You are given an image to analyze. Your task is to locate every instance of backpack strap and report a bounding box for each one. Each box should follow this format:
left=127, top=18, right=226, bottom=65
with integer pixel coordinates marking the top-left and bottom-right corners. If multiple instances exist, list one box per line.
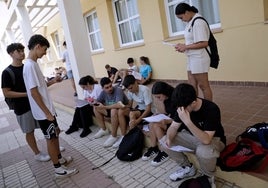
left=92, top=154, right=116, bottom=170
left=191, top=16, right=212, bottom=57
left=5, top=67, right=16, bottom=86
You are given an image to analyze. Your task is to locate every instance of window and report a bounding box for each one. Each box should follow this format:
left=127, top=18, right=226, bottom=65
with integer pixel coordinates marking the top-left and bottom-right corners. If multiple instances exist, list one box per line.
left=52, top=31, right=61, bottom=58
left=165, top=0, right=221, bottom=37
left=113, top=0, right=143, bottom=46
left=85, top=11, right=103, bottom=52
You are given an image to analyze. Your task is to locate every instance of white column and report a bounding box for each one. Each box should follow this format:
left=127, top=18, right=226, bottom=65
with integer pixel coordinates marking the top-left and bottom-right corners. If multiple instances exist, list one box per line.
left=5, top=29, right=16, bottom=43
left=15, top=5, right=33, bottom=46
left=57, top=0, right=95, bottom=97
left=0, top=40, right=11, bottom=70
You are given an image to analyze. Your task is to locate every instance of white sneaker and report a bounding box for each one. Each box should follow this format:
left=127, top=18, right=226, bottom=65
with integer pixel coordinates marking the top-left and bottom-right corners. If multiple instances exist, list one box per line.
left=112, top=136, right=124, bottom=148
left=59, top=146, right=65, bottom=152
left=59, top=156, right=73, bottom=165
left=169, top=163, right=196, bottom=181
left=55, top=165, right=79, bottom=178
left=103, top=136, right=118, bottom=147
left=93, top=129, right=109, bottom=139
left=34, top=152, right=50, bottom=162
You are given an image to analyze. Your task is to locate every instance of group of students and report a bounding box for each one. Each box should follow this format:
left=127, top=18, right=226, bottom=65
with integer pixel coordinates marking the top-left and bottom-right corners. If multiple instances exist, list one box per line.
left=63, top=70, right=226, bottom=187
left=105, top=56, right=153, bottom=87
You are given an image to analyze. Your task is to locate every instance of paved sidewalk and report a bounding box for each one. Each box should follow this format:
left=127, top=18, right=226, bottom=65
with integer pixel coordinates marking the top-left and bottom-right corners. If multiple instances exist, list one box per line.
left=0, top=93, right=241, bottom=188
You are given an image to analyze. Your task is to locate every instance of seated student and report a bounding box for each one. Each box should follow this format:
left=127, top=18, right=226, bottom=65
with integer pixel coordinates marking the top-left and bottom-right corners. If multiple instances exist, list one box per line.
left=105, top=64, right=120, bottom=84
left=113, top=57, right=139, bottom=86
left=122, top=75, right=153, bottom=129
left=142, top=81, right=177, bottom=166
left=137, top=56, right=152, bottom=85
left=160, top=83, right=226, bottom=186
left=65, top=75, right=102, bottom=138
left=93, top=77, right=130, bottom=148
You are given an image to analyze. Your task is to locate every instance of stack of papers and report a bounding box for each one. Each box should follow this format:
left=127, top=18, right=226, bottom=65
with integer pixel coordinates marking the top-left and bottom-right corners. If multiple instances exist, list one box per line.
left=142, top=114, right=171, bottom=123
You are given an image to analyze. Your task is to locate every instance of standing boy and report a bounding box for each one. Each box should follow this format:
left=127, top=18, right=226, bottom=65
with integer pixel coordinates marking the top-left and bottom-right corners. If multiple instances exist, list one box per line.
left=23, top=34, right=78, bottom=178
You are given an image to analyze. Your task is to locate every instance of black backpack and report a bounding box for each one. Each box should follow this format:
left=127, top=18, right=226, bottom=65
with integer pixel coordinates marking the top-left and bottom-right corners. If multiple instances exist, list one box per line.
left=191, top=17, right=220, bottom=69
left=116, top=126, right=144, bottom=161
left=4, top=67, right=15, bottom=110
left=179, top=175, right=211, bottom=188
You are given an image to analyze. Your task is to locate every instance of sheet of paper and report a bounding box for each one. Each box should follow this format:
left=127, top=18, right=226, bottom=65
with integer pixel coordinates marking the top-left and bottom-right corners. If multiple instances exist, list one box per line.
left=142, top=124, right=149, bottom=132
left=159, top=139, right=193, bottom=152
left=143, top=114, right=171, bottom=123
left=132, top=71, right=142, bottom=80
left=162, top=41, right=176, bottom=46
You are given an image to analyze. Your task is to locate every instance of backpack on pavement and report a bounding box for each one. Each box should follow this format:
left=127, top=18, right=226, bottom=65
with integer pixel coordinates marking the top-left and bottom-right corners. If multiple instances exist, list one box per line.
left=179, top=175, right=211, bottom=188
left=237, top=122, right=268, bottom=149
left=116, top=126, right=144, bottom=161
left=191, top=17, right=220, bottom=69
left=217, top=138, right=268, bottom=172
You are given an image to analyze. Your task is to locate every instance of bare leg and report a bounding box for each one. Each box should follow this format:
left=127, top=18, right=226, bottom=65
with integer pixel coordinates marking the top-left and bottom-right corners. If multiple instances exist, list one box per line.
left=70, top=78, right=77, bottom=93
left=194, top=73, right=213, bottom=101
left=47, top=138, right=60, bottom=164
left=110, top=109, right=119, bottom=137
left=187, top=71, right=198, bottom=96
left=25, top=131, right=40, bottom=155
left=118, top=108, right=130, bottom=136
left=93, top=108, right=107, bottom=130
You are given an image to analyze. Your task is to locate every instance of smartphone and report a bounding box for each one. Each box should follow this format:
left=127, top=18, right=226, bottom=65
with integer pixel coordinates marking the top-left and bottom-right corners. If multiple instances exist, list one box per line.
left=93, top=103, right=100, bottom=106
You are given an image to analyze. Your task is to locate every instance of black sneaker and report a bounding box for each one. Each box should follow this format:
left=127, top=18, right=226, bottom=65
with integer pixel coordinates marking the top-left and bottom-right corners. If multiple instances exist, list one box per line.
left=65, top=126, right=78, bottom=135
left=151, top=151, right=169, bottom=166
left=142, top=147, right=159, bottom=161
left=80, top=129, right=92, bottom=138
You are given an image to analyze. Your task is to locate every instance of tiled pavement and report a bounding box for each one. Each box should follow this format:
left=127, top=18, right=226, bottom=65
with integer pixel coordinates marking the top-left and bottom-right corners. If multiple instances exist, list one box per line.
left=0, top=79, right=268, bottom=187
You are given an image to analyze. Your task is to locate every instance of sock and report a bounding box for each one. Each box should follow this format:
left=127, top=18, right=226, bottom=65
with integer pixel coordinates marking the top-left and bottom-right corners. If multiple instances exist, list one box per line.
left=54, top=162, right=61, bottom=168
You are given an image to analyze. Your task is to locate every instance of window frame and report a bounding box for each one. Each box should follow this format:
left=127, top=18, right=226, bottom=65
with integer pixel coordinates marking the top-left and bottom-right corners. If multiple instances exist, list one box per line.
left=165, top=0, right=221, bottom=37
left=84, top=10, right=104, bottom=53
left=112, top=0, right=144, bottom=47
left=52, top=31, right=62, bottom=59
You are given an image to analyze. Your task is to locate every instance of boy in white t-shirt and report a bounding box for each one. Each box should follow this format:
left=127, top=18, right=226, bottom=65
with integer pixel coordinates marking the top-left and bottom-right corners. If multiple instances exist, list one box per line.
left=23, top=34, right=78, bottom=179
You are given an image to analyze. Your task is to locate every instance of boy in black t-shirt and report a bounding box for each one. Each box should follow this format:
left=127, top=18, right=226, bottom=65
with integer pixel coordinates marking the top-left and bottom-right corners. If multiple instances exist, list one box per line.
left=160, top=83, right=226, bottom=186
left=1, top=43, right=51, bottom=162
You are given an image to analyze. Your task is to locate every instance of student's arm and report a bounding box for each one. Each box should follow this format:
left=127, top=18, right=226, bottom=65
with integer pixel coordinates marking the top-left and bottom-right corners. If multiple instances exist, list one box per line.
left=166, top=121, right=180, bottom=147
left=135, top=103, right=152, bottom=125
left=2, top=88, right=27, bottom=98
left=177, top=107, right=215, bottom=144
left=46, top=76, right=62, bottom=87
left=30, top=87, right=54, bottom=121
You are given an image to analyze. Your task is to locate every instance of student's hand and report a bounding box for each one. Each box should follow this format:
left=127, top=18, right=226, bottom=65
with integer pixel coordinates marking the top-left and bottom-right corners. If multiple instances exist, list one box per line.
left=166, top=138, right=172, bottom=148
left=54, top=75, right=63, bottom=82
left=175, top=43, right=186, bottom=53
left=46, top=113, right=55, bottom=121
left=177, top=107, right=191, bottom=125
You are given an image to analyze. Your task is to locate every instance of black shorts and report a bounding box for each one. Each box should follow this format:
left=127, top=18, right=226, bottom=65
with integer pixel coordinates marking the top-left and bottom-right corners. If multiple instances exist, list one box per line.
left=38, top=118, right=59, bottom=139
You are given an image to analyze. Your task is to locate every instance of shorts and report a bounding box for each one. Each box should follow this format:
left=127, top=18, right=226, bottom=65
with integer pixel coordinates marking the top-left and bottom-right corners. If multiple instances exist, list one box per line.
left=38, top=118, right=59, bottom=139
left=67, top=70, right=74, bottom=79
left=187, top=53, right=210, bottom=74
left=16, top=110, right=40, bottom=133
left=105, top=109, right=111, bottom=117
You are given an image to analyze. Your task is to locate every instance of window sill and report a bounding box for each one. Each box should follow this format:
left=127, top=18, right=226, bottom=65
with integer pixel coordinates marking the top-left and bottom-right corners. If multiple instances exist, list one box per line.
left=115, top=43, right=145, bottom=51
left=91, top=49, right=105, bottom=55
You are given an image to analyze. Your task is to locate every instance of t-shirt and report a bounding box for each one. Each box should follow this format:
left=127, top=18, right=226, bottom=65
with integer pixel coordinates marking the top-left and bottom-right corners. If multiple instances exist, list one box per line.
left=127, top=85, right=152, bottom=110
left=184, top=13, right=210, bottom=56
left=1, top=65, right=31, bottom=115
left=107, top=67, right=118, bottom=78
left=173, top=98, right=226, bottom=144
left=97, top=86, right=128, bottom=106
left=62, top=50, right=72, bottom=71
left=76, top=84, right=103, bottom=108
left=139, top=64, right=152, bottom=79
left=23, top=59, right=56, bottom=120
